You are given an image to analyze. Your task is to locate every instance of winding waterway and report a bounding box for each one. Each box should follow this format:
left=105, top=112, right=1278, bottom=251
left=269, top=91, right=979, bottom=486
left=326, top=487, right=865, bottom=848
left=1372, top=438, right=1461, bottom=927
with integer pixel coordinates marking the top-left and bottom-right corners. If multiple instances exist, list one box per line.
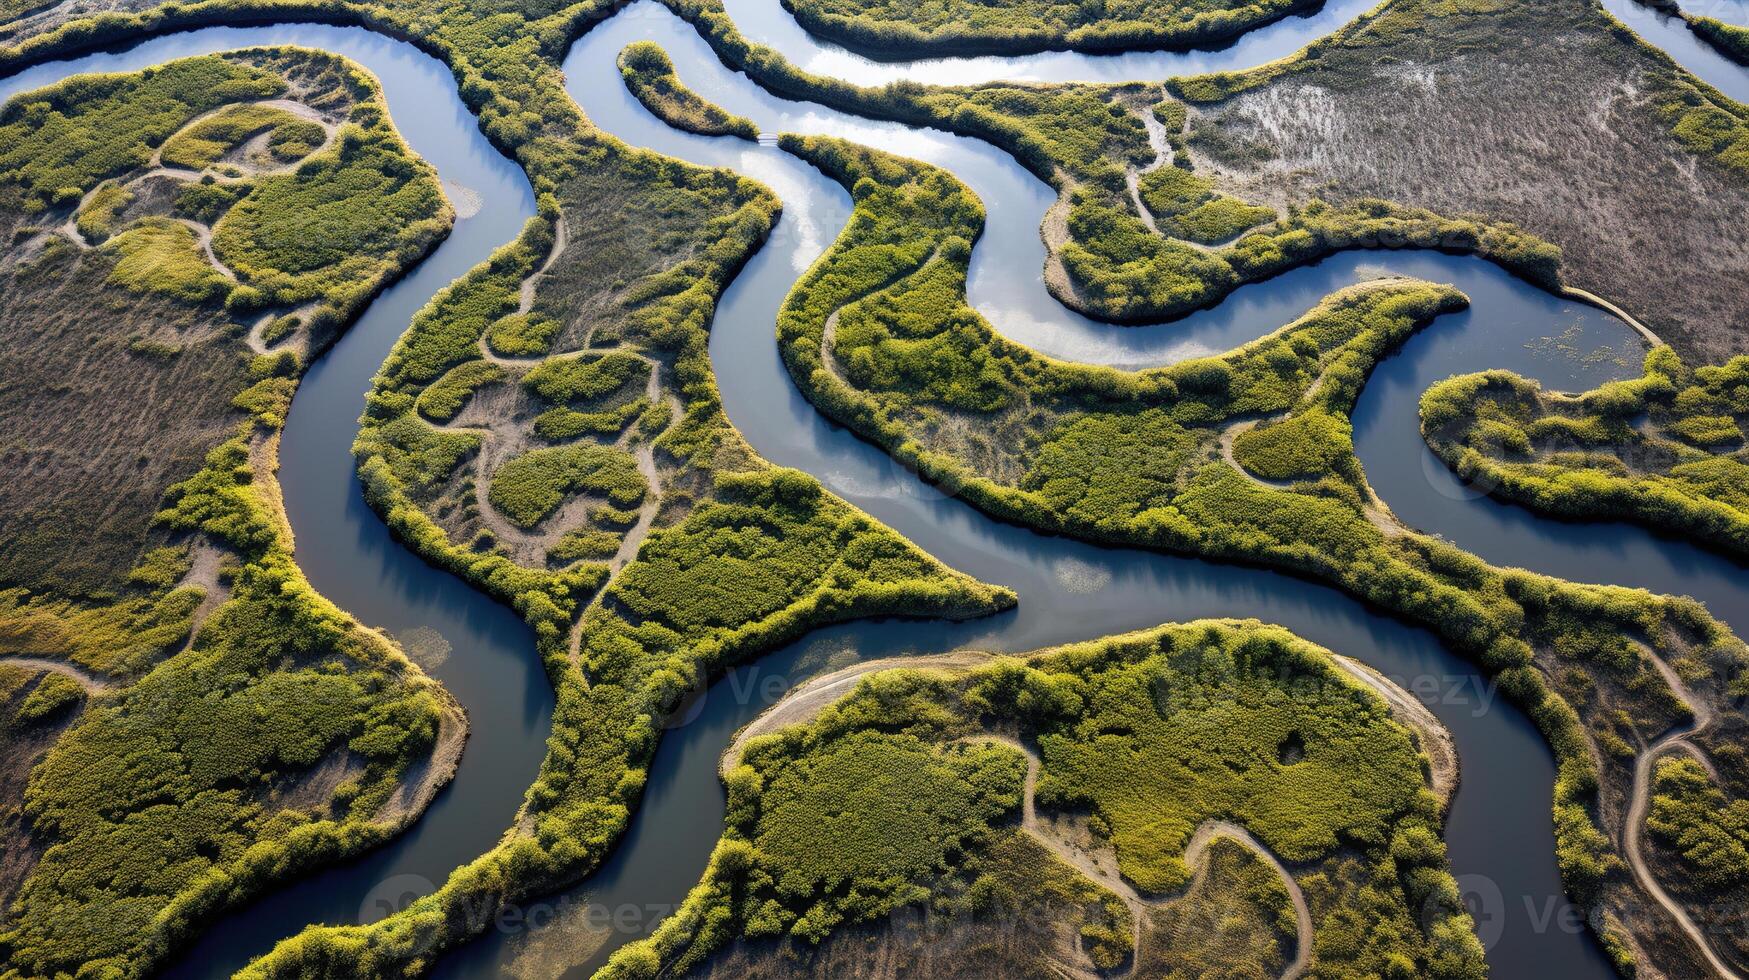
left=2, top=0, right=1746, bottom=976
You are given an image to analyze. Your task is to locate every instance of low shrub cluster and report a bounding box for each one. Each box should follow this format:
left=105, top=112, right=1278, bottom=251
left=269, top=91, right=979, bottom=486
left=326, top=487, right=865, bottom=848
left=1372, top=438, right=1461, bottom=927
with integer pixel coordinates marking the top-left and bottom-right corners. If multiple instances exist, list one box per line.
left=617, top=41, right=758, bottom=140
left=159, top=102, right=324, bottom=170
left=781, top=0, right=1312, bottom=57
left=1421, top=347, right=1749, bottom=560
left=600, top=620, right=1481, bottom=978
left=774, top=135, right=1749, bottom=974
left=0, top=50, right=460, bottom=977
left=1689, top=15, right=1749, bottom=65
left=1137, top=164, right=1276, bottom=244
left=487, top=443, right=646, bottom=528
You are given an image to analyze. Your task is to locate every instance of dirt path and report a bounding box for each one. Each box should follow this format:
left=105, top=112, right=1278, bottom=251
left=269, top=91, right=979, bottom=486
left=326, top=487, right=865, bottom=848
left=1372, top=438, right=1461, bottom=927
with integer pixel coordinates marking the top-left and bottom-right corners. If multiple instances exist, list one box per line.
left=975, top=731, right=1312, bottom=980
left=722, top=652, right=1337, bottom=978
left=718, top=652, right=993, bottom=776
left=0, top=656, right=112, bottom=694
left=1622, top=649, right=1741, bottom=979
left=1331, top=654, right=1458, bottom=805
left=375, top=698, right=468, bottom=825
left=176, top=218, right=237, bottom=281
left=518, top=216, right=567, bottom=318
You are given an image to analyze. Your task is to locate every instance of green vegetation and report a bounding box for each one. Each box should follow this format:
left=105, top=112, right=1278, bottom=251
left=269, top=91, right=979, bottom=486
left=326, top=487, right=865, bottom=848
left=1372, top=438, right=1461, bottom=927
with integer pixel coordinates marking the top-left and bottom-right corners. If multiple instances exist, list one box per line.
left=1648, top=756, right=1749, bottom=891
left=775, top=135, right=1749, bottom=975
left=485, top=312, right=560, bottom=357
left=1137, top=836, right=1296, bottom=978
left=72, top=181, right=130, bottom=242
left=211, top=119, right=450, bottom=310
left=9, top=672, right=84, bottom=727
left=103, top=216, right=234, bottom=302
left=1422, top=348, right=1749, bottom=560
left=1690, top=16, right=1749, bottom=65
left=618, top=41, right=758, bottom=140
left=487, top=444, right=645, bottom=528
left=415, top=360, right=503, bottom=422
left=1232, top=411, right=1353, bottom=483
left=781, top=0, right=1313, bottom=56
left=159, top=102, right=325, bottom=170
left=1137, top=164, right=1276, bottom=244
left=0, top=49, right=459, bottom=977
left=1645, top=756, right=1749, bottom=967
left=602, top=621, right=1480, bottom=978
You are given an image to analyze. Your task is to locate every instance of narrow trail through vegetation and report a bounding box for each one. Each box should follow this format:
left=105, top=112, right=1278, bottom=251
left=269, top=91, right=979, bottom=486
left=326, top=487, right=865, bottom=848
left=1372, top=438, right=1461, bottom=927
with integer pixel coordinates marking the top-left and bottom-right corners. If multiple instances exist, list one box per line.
left=0, top=656, right=113, bottom=693
left=720, top=645, right=1466, bottom=979
left=1623, top=647, right=1741, bottom=980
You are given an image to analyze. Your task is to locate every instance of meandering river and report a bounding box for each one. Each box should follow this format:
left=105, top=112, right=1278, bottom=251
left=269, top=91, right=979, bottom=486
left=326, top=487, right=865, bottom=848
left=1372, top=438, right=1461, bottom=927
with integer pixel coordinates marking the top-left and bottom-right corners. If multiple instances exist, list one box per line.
left=2, top=0, right=1745, bottom=976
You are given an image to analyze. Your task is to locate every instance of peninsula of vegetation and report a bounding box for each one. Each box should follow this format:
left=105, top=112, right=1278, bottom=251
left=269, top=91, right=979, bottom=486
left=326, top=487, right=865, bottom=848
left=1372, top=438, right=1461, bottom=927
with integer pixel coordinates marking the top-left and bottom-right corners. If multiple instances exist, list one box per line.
left=0, top=48, right=457, bottom=977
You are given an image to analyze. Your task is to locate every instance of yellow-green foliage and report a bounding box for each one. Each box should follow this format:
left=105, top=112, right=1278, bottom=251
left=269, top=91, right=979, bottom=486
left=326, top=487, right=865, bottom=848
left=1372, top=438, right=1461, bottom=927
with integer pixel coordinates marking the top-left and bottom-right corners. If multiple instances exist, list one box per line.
left=0, top=55, right=280, bottom=209
left=1138, top=165, right=1276, bottom=244
left=1138, top=837, right=1295, bottom=978
left=159, top=102, right=325, bottom=170
left=1422, top=349, right=1749, bottom=559
left=102, top=217, right=233, bottom=304
left=619, top=41, right=758, bottom=140
left=485, top=312, right=559, bottom=357
left=10, top=672, right=85, bottom=726
left=522, top=350, right=649, bottom=405
left=416, top=360, right=504, bottom=422
left=1647, top=756, right=1749, bottom=890
left=1233, top=410, right=1354, bottom=483
left=1690, top=15, right=1749, bottom=66
left=602, top=621, right=1481, bottom=979
left=73, top=182, right=132, bottom=242
left=488, top=444, right=646, bottom=528
left=212, top=119, right=450, bottom=309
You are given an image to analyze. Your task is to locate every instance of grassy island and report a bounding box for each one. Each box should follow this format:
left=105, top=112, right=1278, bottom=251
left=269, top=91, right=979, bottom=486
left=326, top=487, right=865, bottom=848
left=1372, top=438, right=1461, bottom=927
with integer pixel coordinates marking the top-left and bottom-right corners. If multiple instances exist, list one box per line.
left=1422, top=348, right=1749, bottom=560
left=1689, top=15, right=1749, bottom=65
left=773, top=133, right=1749, bottom=978
left=0, top=49, right=457, bottom=977
left=619, top=41, right=758, bottom=140
left=779, top=0, right=1315, bottom=58
left=601, top=621, right=1479, bottom=979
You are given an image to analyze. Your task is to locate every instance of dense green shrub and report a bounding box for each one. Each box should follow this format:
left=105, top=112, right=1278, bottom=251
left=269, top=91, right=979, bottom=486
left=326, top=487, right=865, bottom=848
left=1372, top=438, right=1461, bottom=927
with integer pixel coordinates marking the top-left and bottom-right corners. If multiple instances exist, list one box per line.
left=1690, top=16, right=1749, bottom=66
left=1421, top=349, right=1749, bottom=559
left=602, top=621, right=1481, bottom=978
left=1647, top=756, right=1749, bottom=890
left=487, top=444, right=646, bottom=528
left=415, top=360, right=504, bottom=422
left=159, top=102, right=325, bottom=170
left=484, top=311, right=559, bottom=356
left=618, top=41, right=758, bottom=140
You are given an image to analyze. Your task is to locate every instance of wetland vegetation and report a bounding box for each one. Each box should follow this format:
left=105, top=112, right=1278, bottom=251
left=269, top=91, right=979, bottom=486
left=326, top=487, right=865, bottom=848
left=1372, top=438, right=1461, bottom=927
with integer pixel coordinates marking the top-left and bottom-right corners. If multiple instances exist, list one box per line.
left=0, top=47, right=459, bottom=977
left=600, top=621, right=1479, bottom=979
left=1423, top=348, right=1749, bottom=560
left=3, top=0, right=1749, bottom=970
